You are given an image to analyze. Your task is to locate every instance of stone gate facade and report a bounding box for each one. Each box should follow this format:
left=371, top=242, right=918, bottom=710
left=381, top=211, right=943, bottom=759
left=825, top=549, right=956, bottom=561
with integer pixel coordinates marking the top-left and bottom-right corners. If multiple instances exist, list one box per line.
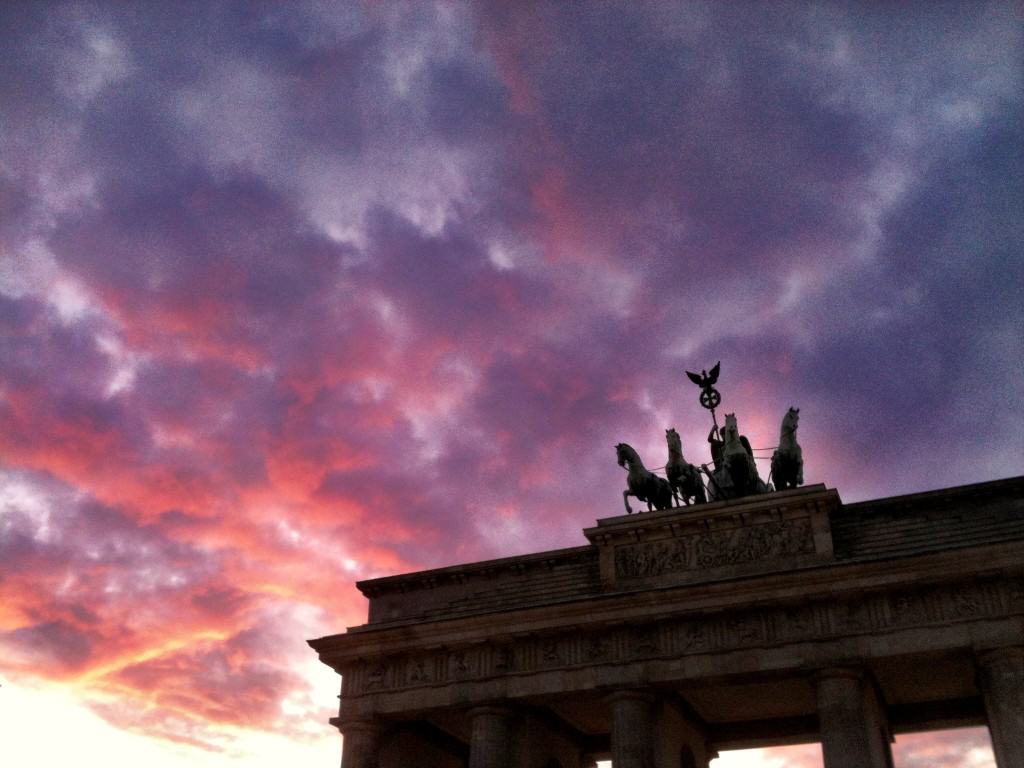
left=309, top=477, right=1024, bottom=768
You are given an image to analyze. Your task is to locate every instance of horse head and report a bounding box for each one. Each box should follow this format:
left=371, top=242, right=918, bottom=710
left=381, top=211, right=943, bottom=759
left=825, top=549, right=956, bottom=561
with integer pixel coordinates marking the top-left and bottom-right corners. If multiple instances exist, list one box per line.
left=665, top=428, right=681, bottom=453
left=615, top=443, right=633, bottom=468
left=781, top=406, right=800, bottom=435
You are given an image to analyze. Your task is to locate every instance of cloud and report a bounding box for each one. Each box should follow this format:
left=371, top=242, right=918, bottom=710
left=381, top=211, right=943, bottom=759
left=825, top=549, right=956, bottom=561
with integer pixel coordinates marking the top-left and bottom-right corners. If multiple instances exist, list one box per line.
left=108, top=628, right=300, bottom=727
left=0, top=1, right=1019, bottom=761
left=1, top=620, right=96, bottom=671
left=894, top=728, right=995, bottom=768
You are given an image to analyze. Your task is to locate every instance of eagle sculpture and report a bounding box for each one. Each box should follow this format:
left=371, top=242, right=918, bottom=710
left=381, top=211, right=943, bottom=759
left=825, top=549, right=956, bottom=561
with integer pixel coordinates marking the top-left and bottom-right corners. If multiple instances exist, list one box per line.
left=685, top=361, right=720, bottom=390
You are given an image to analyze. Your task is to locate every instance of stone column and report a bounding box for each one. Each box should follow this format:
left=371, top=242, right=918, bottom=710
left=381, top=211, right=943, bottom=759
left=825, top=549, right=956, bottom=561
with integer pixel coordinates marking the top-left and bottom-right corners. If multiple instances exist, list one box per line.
left=468, top=705, right=516, bottom=768
left=340, top=720, right=384, bottom=768
left=977, top=647, right=1024, bottom=768
left=608, top=690, right=657, bottom=768
left=815, top=668, right=892, bottom=768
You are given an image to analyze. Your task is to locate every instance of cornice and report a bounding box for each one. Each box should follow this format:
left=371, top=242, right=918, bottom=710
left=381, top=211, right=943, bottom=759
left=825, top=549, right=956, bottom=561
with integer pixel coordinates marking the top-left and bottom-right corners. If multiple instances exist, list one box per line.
left=309, top=539, right=1024, bottom=663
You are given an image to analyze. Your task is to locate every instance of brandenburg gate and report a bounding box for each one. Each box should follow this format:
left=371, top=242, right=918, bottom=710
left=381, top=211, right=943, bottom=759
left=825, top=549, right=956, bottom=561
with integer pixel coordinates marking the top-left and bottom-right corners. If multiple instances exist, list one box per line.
left=310, top=476, right=1024, bottom=767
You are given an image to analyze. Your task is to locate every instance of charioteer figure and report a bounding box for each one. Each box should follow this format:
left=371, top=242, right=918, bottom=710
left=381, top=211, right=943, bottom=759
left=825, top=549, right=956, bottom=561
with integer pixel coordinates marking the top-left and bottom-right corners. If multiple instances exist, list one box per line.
left=708, top=425, right=724, bottom=471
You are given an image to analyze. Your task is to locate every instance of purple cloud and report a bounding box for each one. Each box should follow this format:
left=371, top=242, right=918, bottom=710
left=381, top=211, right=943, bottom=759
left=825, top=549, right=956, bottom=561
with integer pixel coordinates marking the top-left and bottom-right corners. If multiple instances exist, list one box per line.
left=0, top=2, right=1018, bottom=763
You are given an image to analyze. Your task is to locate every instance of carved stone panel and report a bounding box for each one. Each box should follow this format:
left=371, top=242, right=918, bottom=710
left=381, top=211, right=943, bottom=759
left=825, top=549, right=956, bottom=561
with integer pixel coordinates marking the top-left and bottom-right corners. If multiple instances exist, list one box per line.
left=586, top=486, right=838, bottom=587
left=614, top=518, right=814, bottom=580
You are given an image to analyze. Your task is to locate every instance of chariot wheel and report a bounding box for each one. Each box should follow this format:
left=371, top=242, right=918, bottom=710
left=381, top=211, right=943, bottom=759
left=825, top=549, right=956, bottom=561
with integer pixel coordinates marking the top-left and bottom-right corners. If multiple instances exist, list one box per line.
left=700, top=388, right=721, bottom=410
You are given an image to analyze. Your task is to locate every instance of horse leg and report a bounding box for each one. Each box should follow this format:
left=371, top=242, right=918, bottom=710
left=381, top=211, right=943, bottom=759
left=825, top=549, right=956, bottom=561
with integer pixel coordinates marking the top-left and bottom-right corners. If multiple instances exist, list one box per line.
left=694, top=479, right=707, bottom=504
left=645, top=484, right=658, bottom=511
left=623, top=489, right=634, bottom=515
left=656, top=480, right=673, bottom=511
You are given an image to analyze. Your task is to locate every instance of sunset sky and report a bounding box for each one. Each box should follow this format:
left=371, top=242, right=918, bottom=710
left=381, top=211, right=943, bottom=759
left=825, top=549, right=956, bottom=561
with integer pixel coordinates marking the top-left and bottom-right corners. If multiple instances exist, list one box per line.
left=1, top=2, right=1021, bottom=766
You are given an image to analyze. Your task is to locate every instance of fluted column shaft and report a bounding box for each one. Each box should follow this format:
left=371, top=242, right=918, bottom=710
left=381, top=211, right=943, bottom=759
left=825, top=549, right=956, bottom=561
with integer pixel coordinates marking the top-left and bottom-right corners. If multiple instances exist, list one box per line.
left=978, top=647, right=1024, bottom=768
left=608, top=690, right=657, bottom=768
left=468, top=705, right=516, bottom=768
left=340, top=720, right=383, bottom=768
left=815, top=668, right=892, bottom=768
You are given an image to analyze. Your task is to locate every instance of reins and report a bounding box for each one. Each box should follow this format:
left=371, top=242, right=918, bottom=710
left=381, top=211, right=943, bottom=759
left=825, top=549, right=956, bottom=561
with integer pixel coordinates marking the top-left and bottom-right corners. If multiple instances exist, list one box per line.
left=636, top=445, right=782, bottom=478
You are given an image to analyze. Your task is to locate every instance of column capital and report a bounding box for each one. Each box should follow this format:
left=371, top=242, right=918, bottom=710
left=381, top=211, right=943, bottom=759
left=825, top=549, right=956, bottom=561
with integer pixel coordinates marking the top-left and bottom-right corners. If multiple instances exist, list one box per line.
left=813, top=666, right=867, bottom=683
left=331, top=717, right=385, bottom=735
left=468, top=708, right=520, bottom=724
left=467, top=704, right=517, bottom=718
left=605, top=688, right=658, bottom=705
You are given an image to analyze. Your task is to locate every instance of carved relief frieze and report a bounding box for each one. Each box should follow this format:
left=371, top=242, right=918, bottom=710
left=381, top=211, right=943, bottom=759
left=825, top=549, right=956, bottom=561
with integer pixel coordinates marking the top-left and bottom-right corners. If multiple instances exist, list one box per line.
left=772, top=603, right=822, bottom=642
left=450, top=649, right=474, bottom=679
left=949, top=587, right=984, bottom=618
left=539, top=639, right=563, bottom=667
left=493, top=645, right=515, bottom=673
left=583, top=634, right=610, bottom=661
left=340, top=574, right=1024, bottom=698
left=675, top=620, right=714, bottom=654
left=365, top=663, right=387, bottom=690
left=613, top=518, right=815, bottom=580
left=1008, top=577, right=1024, bottom=609
left=727, top=613, right=765, bottom=644
left=630, top=625, right=659, bottom=657
left=407, top=658, right=430, bottom=684
left=889, top=592, right=928, bottom=626
left=829, top=598, right=874, bottom=634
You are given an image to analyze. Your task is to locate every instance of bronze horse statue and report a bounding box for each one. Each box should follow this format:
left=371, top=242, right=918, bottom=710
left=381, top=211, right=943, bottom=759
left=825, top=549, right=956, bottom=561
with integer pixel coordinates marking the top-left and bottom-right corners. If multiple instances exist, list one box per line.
left=615, top=443, right=673, bottom=514
left=665, top=428, right=707, bottom=506
left=705, top=413, right=770, bottom=500
left=771, top=407, right=803, bottom=490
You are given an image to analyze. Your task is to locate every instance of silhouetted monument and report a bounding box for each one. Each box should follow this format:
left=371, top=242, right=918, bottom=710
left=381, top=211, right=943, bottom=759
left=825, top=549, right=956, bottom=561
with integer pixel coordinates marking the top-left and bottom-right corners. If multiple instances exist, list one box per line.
left=310, top=476, right=1024, bottom=768
left=309, top=366, right=1024, bottom=767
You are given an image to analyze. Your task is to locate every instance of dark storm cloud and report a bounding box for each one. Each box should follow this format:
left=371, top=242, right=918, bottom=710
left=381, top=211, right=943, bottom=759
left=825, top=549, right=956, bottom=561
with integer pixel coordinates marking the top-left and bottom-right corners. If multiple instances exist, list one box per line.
left=51, top=170, right=349, bottom=347
left=477, top=2, right=878, bottom=268
left=1, top=620, right=95, bottom=671
left=787, top=110, right=1024, bottom=489
left=0, top=468, right=216, bottom=587
left=423, top=58, right=511, bottom=142
left=361, top=206, right=553, bottom=342
left=0, top=294, right=110, bottom=397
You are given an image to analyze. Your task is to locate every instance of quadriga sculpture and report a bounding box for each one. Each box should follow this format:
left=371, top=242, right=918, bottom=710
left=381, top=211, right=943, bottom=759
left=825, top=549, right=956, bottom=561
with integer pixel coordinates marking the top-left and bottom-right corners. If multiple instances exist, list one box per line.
left=771, top=407, right=803, bottom=490
left=615, top=443, right=673, bottom=514
left=665, top=428, right=707, bottom=506
left=722, top=413, right=760, bottom=494
left=705, top=413, right=770, bottom=501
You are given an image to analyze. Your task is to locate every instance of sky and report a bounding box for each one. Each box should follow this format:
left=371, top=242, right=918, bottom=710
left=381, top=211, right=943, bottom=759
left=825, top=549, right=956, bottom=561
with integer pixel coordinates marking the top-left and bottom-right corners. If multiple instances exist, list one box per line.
left=0, top=1, right=1021, bottom=766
